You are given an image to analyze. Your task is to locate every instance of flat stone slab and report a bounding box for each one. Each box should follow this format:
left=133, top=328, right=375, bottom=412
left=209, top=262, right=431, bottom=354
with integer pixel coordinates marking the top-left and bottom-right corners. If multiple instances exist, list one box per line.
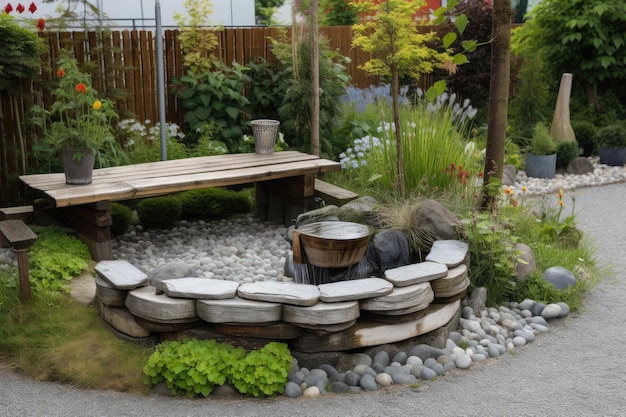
left=360, top=282, right=434, bottom=311
left=317, top=278, right=393, bottom=302
left=97, top=301, right=151, bottom=338
left=425, top=240, right=469, bottom=268
left=431, top=264, right=468, bottom=298
left=384, top=261, right=448, bottom=287
left=95, top=260, right=148, bottom=290
left=197, top=297, right=282, bottom=323
left=95, top=275, right=127, bottom=307
left=237, top=281, right=320, bottom=306
left=125, top=286, right=197, bottom=323
left=293, top=300, right=461, bottom=352
left=283, top=301, right=360, bottom=325
left=158, top=277, right=239, bottom=299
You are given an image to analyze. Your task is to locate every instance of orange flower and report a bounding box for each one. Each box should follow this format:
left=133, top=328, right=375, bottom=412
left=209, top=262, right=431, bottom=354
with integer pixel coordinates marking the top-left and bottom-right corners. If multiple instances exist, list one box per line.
left=558, top=200, right=564, bottom=207
left=92, top=100, right=102, bottom=110
left=558, top=188, right=564, bottom=199
left=57, top=68, right=65, bottom=77
left=75, top=83, right=87, bottom=93
left=504, top=188, right=513, bottom=195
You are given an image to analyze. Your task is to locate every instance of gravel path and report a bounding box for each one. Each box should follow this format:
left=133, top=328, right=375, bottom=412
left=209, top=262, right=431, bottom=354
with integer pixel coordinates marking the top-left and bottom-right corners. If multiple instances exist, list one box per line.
left=1, top=182, right=625, bottom=417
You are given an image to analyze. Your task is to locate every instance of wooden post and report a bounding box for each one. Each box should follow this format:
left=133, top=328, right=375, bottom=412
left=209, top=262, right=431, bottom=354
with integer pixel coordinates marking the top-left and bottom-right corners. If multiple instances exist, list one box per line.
left=551, top=73, right=576, bottom=142
left=15, top=248, right=31, bottom=303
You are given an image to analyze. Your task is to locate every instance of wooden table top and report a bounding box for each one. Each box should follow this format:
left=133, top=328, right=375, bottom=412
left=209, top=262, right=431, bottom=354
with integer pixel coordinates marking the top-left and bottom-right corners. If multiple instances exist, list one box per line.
left=20, top=151, right=340, bottom=208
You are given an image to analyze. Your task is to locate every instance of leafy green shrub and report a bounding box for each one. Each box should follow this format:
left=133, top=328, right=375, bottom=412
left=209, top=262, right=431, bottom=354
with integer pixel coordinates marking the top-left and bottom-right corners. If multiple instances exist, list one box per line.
left=143, top=339, right=246, bottom=397
left=173, top=61, right=251, bottom=151
left=273, top=36, right=351, bottom=157
left=143, top=339, right=291, bottom=398
left=556, top=140, right=580, bottom=169
left=28, top=227, right=91, bottom=292
left=595, top=124, right=626, bottom=148
left=110, top=202, right=134, bottom=236
left=229, top=342, right=292, bottom=398
left=136, top=196, right=182, bottom=229
left=571, top=121, right=597, bottom=156
left=529, top=123, right=557, bottom=155
left=456, top=212, right=521, bottom=306
left=246, top=58, right=288, bottom=122
left=180, top=188, right=253, bottom=220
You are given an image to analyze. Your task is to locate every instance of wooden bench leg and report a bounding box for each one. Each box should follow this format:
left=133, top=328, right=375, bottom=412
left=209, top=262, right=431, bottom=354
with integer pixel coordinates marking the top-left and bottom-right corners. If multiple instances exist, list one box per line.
left=15, top=248, right=31, bottom=303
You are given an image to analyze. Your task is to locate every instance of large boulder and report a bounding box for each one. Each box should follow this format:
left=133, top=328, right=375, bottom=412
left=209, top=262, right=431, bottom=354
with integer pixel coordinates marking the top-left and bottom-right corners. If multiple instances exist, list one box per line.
left=365, top=229, right=410, bottom=272
left=412, top=200, right=459, bottom=242
left=502, top=164, right=517, bottom=186
left=542, top=266, right=577, bottom=289
left=148, top=262, right=201, bottom=293
left=566, top=157, right=594, bottom=175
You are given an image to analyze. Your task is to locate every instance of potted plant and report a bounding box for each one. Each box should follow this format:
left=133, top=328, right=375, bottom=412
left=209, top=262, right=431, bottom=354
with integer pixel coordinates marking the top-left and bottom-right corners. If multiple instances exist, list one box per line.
left=596, top=124, right=626, bottom=167
left=40, top=54, right=118, bottom=184
left=525, top=123, right=557, bottom=179
left=572, top=121, right=597, bottom=157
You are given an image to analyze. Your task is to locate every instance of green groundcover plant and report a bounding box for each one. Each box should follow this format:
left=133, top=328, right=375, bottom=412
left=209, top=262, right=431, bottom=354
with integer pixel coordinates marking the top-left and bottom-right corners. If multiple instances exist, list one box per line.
left=143, top=339, right=292, bottom=398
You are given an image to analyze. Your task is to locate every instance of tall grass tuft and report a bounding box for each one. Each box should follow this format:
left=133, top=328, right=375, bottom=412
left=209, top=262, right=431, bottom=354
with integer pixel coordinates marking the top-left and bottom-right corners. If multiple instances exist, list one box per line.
left=0, top=284, right=150, bottom=392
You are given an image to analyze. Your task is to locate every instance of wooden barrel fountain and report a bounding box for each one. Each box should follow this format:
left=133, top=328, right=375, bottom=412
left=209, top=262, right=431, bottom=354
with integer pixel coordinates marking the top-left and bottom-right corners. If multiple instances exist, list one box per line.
left=292, top=221, right=373, bottom=284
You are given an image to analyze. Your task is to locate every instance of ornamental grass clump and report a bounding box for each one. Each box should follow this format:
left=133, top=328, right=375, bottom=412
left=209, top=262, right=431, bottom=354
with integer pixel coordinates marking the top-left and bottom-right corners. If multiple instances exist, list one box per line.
left=338, top=91, right=478, bottom=198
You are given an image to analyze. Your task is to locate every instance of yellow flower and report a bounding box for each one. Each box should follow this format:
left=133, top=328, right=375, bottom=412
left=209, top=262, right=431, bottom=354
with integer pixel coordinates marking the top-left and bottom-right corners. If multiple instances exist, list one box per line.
left=558, top=200, right=564, bottom=207
left=93, top=100, right=102, bottom=110
left=558, top=188, right=564, bottom=199
left=521, top=186, right=527, bottom=193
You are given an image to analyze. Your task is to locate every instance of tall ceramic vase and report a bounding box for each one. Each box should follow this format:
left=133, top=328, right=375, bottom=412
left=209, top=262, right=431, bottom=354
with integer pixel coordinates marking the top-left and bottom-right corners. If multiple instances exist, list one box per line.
left=63, top=148, right=95, bottom=185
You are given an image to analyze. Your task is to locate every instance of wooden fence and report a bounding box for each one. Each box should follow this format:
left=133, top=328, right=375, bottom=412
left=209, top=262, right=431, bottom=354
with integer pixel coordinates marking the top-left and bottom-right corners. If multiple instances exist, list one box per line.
left=0, top=26, right=412, bottom=207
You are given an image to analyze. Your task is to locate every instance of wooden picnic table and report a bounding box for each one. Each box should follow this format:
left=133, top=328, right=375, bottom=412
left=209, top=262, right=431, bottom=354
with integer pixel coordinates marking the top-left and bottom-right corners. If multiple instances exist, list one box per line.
left=20, top=151, right=341, bottom=260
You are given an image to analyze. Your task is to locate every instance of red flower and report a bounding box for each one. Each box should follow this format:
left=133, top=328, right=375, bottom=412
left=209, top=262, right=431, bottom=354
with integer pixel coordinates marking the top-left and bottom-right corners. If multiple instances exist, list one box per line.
left=57, top=68, right=65, bottom=77
left=28, top=1, right=35, bottom=13
left=75, top=83, right=87, bottom=93
left=4, top=3, right=13, bottom=13
left=36, top=17, right=44, bottom=31
left=16, top=3, right=24, bottom=13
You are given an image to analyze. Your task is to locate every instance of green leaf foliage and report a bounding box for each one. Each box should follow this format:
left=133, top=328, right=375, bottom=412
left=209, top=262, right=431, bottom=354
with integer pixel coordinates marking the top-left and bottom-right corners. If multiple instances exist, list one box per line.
left=143, top=339, right=291, bottom=398
left=512, top=0, right=626, bottom=91
left=179, top=187, right=253, bottom=220
left=0, top=13, right=44, bottom=92
left=28, top=227, right=91, bottom=293
left=136, top=196, right=183, bottom=230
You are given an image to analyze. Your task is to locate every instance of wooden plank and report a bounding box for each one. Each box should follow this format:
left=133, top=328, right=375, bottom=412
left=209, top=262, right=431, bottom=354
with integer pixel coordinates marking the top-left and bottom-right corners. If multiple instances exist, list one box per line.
left=20, top=153, right=340, bottom=208
left=292, top=300, right=460, bottom=353
left=20, top=151, right=322, bottom=189
left=0, top=220, right=37, bottom=249
left=314, top=179, right=359, bottom=206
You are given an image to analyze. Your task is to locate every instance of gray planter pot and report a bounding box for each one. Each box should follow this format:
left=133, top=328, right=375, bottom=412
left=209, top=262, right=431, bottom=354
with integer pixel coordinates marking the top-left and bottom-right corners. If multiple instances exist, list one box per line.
left=525, top=153, right=557, bottom=179
left=599, top=147, right=626, bottom=167
left=63, top=149, right=95, bottom=185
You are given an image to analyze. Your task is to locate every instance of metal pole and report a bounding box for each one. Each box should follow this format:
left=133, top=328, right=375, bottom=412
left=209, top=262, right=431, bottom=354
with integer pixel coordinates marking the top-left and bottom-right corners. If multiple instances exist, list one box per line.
left=155, top=0, right=167, bottom=160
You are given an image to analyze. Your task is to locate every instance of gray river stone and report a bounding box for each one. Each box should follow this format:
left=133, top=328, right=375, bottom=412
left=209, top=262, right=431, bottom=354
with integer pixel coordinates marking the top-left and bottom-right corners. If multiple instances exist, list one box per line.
left=360, top=373, right=378, bottom=391
left=541, top=303, right=563, bottom=320
left=542, top=266, right=577, bottom=289
left=373, top=350, right=390, bottom=367
left=425, top=240, right=469, bottom=268
left=284, top=381, right=302, bottom=398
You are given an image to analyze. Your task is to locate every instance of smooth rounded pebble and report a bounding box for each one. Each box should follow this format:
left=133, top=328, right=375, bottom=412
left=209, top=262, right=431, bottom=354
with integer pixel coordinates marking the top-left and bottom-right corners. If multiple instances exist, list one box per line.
left=375, top=373, right=393, bottom=388
left=360, top=374, right=378, bottom=391
left=284, top=381, right=302, bottom=398
left=456, top=354, right=472, bottom=369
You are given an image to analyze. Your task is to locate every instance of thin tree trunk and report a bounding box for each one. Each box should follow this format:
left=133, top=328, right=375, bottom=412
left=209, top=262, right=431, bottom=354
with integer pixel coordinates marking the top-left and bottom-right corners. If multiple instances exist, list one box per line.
left=310, top=0, right=320, bottom=157
left=481, top=0, right=511, bottom=210
left=391, top=66, right=404, bottom=197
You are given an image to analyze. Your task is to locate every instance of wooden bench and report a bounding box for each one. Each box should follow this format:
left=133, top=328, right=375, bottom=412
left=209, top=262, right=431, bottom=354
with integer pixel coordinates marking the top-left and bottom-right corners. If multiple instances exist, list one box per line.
left=0, top=220, right=37, bottom=303
left=0, top=205, right=34, bottom=222
left=314, top=179, right=359, bottom=206
left=20, top=152, right=340, bottom=261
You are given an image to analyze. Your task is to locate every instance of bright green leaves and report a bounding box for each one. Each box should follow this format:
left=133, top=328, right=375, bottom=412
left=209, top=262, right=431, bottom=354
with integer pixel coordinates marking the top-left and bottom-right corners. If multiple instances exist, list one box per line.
left=443, top=32, right=457, bottom=49
left=143, top=339, right=292, bottom=398
left=455, top=13, right=469, bottom=35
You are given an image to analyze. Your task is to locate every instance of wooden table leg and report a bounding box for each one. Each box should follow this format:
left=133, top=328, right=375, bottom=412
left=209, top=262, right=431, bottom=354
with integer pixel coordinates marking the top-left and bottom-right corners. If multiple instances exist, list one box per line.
left=15, top=248, right=31, bottom=303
